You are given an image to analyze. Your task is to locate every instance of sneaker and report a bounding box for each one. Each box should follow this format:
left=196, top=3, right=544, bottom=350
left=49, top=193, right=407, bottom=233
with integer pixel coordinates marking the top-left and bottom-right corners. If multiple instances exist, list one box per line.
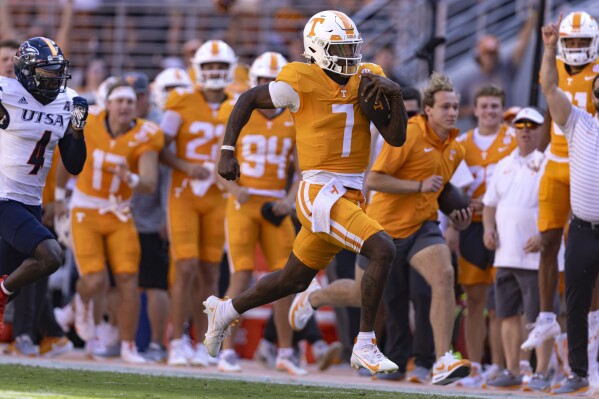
left=121, top=341, right=147, bottom=364
left=276, top=355, right=308, bottom=376
left=53, top=303, right=74, bottom=333
left=0, top=275, right=9, bottom=334
left=481, top=363, right=501, bottom=382
left=203, top=296, right=236, bottom=358
left=520, top=360, right=533, bottom=384
left=554, top=332, right=571, bottom=375
left=91, top=342, right=120, bottom=360
left=13, top=335, right=39, bottom=356
left=143, top=342, right=167, bottom=363
left=551, top=374, right=589, bottom=394
left=96, top=322, right=119, bottom=348
left=312, top=340, right=343, bottom=371
left=74, top=294, right=95, bottom=342
left=190, top=343, right=209, bottom=367
left=486, top=369, right=523, bottom=389
left=455, top=362, right=484, bottom=388
left=377, top=371, right=405, bottom=381
left=168, top=338, right=189, bottom=366
left=253, top=338, right=277, bottom=369
left=288, top=279, right=321, bottom=332
left=431, top=351, right=471, bottom=385
left=350, top=339, right=398, bottom=375
left=39, top=337, right=73, bottom=357
left=525, top=372, right=551, bottom=392
left=521, top=317, right=560, bottom=351
left=407, top=366, right=431, bottom=384
left=218, top=350, right=242, bottom=372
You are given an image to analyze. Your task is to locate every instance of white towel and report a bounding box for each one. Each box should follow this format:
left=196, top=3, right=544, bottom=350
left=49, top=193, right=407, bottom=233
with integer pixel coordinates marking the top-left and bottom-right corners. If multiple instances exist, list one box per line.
left=190, top=162, right=215, bottom=197
left=98, top=193, right=131, bottom=222
left=311, top=178, right=346, bottom=233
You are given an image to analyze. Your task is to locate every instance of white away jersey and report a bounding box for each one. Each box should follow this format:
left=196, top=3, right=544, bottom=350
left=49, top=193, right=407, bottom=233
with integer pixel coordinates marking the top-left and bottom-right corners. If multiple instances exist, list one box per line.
left=0, top=76, right=77, bottom=205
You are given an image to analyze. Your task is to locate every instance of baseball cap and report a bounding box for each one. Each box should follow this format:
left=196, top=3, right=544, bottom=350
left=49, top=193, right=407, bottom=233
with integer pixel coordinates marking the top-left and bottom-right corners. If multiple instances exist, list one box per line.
left=122, top=71, right=150, bottom=94
left=513, top=107, right=544, bottom=125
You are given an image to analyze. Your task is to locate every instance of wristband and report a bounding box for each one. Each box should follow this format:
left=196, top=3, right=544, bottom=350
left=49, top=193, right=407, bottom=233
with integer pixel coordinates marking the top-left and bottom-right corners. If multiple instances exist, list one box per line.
left=125, top=172, right=140, bottom=188
left=55, top=187, right=66, bottom=201
left=221, top=145, right=235, bottom=152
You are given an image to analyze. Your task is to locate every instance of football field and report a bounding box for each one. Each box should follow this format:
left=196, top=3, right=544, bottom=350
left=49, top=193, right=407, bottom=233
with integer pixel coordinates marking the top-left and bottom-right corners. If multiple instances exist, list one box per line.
left=0, top=352, right=560, bottom=399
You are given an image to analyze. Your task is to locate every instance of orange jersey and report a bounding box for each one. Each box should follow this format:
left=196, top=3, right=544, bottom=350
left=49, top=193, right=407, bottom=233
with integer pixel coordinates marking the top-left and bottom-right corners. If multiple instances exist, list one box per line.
left=42, top=150, right=61, bottom=204
left=74, top=109, right=164, bottom=202
left=165, top=87, right=232, bottom=187
left=457, top=125, right=516, bottom=220
left=276, top=62, right=383, bottom=174
left=220, top=100, right=295, bottom=191
left=549, top=58, right=599, bottom=158
left=367, top=115, right=464, bottom=239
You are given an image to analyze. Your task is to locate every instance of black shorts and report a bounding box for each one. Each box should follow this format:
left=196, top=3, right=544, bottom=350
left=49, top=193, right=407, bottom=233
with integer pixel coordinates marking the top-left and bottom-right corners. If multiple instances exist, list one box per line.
left=357, top=221, right=445, bottom=270
left=0, top=200, right=55, bottom=275
left=138, top=233, right=169, bottom=290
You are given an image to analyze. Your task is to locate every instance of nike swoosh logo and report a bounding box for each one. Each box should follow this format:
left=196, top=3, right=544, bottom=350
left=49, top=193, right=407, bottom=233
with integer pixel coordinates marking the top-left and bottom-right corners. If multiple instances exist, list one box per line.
left=284, top=121, right=294, bottom=126
left=585, top=76, right=596, bottom=81
left=354, top=353, right=380, bottom=372
left=435, top=364, right=445, bottom=372
left=497, top=146, right=509, bottom=152
left=424, top=147, right=434, bottom=153
left=448, top=361, right=468, bottom=372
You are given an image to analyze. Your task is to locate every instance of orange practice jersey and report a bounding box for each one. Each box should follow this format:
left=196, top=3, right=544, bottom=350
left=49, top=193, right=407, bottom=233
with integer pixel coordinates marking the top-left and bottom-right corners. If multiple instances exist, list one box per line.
left=74, top=109, right=164, bottom=202
left=165, top=87, right=232, bottom=187
left=549, top=58, right=599, bottom=158
left=276, top=62, right=384, bottom=174
left=220, top=100, right=295, bottom=191
left=368, top=115, right=464, bottom=239
left=457, top=125, right=516, bottom=221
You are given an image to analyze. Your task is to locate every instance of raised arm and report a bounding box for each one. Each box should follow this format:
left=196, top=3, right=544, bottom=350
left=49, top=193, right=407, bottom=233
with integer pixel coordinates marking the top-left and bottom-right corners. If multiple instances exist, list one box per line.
left=540, top=15, right=572, bottom=126
left=218, top=84, right=276, bottom=181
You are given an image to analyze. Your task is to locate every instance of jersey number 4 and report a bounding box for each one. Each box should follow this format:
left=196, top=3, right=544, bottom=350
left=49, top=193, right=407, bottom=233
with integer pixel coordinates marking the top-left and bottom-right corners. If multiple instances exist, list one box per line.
left=27, top=130, right=52, bottom=175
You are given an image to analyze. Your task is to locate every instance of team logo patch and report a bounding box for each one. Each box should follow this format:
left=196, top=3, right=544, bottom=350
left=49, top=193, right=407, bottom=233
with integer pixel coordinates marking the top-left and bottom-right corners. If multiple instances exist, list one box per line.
left=18, top=97, right=28, bottom=104
left=359, top=68, right=372, bottom=77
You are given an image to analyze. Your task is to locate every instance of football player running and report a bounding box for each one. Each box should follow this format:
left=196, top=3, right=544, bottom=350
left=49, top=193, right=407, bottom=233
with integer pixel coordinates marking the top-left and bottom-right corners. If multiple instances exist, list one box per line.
left=0, top=37, right=88, bottom=332
left=210, top=10, right=408, bottom=375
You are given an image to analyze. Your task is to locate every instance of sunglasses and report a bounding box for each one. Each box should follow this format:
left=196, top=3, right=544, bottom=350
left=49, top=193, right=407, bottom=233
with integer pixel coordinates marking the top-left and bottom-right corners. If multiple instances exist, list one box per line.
left=594, top=89, right=599, bottom=98
left=514, top=121, right=540, bottom=129
left=407, top=110, right=419, bottom=118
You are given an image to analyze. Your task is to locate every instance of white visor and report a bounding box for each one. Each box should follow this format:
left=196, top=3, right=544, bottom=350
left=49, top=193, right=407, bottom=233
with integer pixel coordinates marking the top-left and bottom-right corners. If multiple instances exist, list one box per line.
left=107, top=86, right=137, bottom=102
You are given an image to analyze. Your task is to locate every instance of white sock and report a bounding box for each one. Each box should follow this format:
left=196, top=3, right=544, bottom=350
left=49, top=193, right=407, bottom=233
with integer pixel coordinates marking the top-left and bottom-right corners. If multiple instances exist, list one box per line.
left=277, top=347, right=293, bottom=358
left=589, top=310, right=599, bottom=327
left=356, top=331, right=376, bottom=347
left=538, top=312, right=556, bottom=324
left=121, top=340, right=134, bottom=351
left=222, top=299, right=240, bottom=323
left=1, top=281, right=13, bottom=296
left=221, top=348, right=235, bottom=357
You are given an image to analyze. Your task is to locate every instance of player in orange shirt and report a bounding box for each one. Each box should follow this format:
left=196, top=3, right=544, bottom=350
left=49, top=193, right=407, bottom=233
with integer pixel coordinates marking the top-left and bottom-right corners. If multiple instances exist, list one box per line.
left=209, top=10, right=408, bottom=375
left=522, top=11, right=599, bottom=351
left=159, top=40, right=235, bottom=367
left=216, top=51, right=304, bottom=374
left=58, top=80, right=164, bottom=364
left=449, top=85, right=515, bottom=386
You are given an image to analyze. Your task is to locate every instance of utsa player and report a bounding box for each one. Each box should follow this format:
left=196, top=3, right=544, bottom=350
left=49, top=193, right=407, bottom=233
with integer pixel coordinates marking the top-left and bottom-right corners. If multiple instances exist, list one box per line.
left=159, top=40, right=235, bottom=367
left=59, top=80, right=163, bottom=364
left=216, top=52, right=303, bottom=375
left=210, top=10, right=408, bottom=374
left=522, top=11, right=599, bottom=351
left=0, top=37, right=88, bottom=332
left=450, top=84, right=515, bottom=386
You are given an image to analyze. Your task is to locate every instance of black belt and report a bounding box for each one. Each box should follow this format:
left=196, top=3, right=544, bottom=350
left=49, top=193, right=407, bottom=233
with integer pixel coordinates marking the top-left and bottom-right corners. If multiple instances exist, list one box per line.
left=571, top=215, right=599, bottom=231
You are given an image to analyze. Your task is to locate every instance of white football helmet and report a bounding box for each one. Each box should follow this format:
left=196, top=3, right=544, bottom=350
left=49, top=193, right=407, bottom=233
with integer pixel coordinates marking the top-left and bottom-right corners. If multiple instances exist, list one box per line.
left=192, top=40, right=237, bottom=89
left=302, top=10, right=363, bottom=76
left=557, top=11, right=599, bottom=66
left=95, top=76, right=119, bottom=109
left=152, top=68, right=192, bottom=110
left=249, top=52, right=288, bottom=87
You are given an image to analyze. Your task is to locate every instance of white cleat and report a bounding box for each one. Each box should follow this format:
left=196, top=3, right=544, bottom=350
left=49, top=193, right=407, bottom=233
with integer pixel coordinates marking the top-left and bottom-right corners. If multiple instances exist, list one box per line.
left=167, top=339, right=189, bottom=366
left=288, top=278, right=321, bottom=332
left=350, top=339, right=398, bottom=375
left=276, top=356, right=308, bottom=376
left=203, top=296, right=235, bottom=358
left=431, top=351, right=471, bottom=385
left=218, top=350, right=242, bottom=372
left=190, top=343, right=210, bottom=367
left=521, top=317, right=560, bottom=351
left=121, top=342, right=147, bottom=364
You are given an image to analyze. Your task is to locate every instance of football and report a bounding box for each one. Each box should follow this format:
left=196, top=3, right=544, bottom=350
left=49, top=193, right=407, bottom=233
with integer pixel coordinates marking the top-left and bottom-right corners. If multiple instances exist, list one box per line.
left=437, top=183, right=470, bottom=215
left=358, top=74, right=391, bottom=127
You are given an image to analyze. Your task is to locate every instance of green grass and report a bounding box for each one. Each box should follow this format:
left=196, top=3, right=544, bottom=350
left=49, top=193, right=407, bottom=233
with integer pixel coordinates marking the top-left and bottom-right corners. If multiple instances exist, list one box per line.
left=0, top=365, right=456, bottom=399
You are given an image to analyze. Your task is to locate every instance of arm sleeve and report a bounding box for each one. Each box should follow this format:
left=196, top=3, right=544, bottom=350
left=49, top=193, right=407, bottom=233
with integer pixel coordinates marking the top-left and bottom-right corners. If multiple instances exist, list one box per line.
left=59, top=131, right=87, bottom=175
left=160, top=110, right=182, bottom=138
left=268, top=81, right=300, bottom=113
left=371, top=134, right=412, bottom=176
